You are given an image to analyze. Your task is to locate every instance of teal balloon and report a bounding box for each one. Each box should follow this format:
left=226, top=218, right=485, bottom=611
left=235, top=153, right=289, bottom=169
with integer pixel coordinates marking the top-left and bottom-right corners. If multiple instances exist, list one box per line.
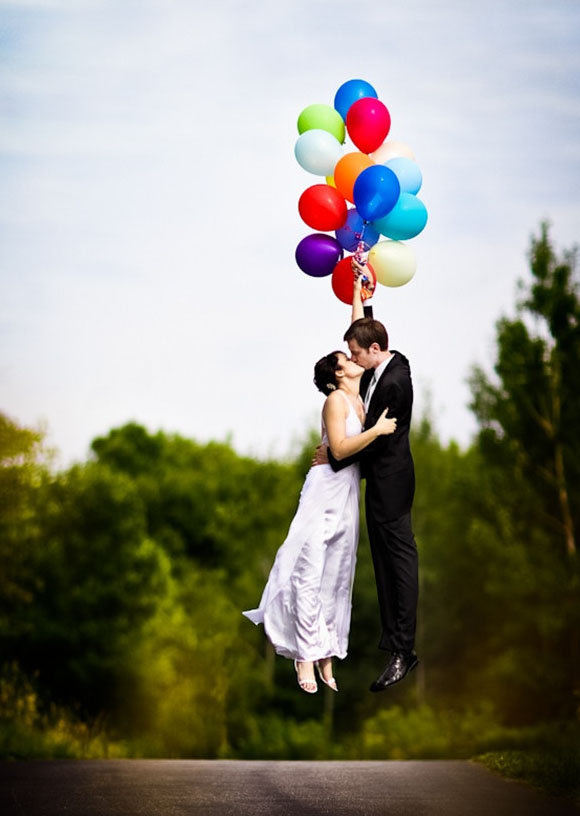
left=373, top=193, right=428, bottom=240
left=384, top=157, right=422, bottom=195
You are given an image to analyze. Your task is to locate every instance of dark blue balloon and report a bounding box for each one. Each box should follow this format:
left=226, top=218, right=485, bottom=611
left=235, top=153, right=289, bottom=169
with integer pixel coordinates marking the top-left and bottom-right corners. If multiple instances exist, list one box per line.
left=334, top=79, right=378, bottom=121
left=295, top=233, right=343, bottom=277
left=353, top=165, right=400, bottom=222
left=335, top=208, right=380, bottom=252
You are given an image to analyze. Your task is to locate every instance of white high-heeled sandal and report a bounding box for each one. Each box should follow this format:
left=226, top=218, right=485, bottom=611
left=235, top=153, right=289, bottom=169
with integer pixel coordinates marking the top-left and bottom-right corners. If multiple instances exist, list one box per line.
left=294, top=660, right=318, bottom=694
left=315, top=660, right=338, bottom=692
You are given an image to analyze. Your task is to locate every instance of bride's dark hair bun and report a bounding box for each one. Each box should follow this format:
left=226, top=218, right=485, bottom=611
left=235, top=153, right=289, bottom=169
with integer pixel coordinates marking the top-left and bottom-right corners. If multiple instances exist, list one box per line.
left=313, top=351, right=342, bottom=396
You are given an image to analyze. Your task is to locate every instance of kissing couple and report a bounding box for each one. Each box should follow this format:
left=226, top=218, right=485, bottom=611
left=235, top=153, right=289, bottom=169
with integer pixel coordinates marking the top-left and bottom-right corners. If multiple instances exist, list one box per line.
left=244, top=264, right=419, bottom=694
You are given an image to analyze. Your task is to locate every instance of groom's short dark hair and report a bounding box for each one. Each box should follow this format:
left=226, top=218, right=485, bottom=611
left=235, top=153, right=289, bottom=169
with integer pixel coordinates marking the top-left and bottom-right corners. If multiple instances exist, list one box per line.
left=344, top=318, right=388, bottom=351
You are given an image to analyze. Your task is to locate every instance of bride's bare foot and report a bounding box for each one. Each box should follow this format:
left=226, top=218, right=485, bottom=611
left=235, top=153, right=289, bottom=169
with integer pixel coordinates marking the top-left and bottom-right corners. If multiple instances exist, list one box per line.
left=294, top=660, right=317, bottom=694
left=316, top=658, right=338, bottom=692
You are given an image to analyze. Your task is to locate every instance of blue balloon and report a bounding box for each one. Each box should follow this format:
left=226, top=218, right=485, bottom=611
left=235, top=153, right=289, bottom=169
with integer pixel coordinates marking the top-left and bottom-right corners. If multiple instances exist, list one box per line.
left=353, top=165, right=400, bottom=222
left=335, top=208, right=380, bottom=252
left=384, top=157, right=423, bottom=195
left=373, top=193, right=428, bottom=240
left=334, top=79, right=378, bottom=121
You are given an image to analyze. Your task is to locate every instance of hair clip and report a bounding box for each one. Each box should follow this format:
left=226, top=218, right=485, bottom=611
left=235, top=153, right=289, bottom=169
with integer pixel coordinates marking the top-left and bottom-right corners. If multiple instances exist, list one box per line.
left=326, top=383, right=336, bottom=391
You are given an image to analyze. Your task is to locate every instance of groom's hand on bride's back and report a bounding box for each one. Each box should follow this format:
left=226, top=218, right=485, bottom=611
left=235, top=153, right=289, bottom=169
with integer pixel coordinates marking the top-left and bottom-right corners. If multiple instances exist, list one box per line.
left=312, top=443, right=329, bottom=467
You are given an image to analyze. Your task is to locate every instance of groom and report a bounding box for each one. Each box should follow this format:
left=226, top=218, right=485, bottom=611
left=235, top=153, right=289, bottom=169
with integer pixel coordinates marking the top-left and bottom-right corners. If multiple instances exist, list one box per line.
left=318, top=314, right=419, bottom=691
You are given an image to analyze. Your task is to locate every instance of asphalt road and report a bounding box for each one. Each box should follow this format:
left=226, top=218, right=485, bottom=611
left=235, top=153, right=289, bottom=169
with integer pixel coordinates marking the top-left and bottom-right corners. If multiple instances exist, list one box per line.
left=1, top=759, right=578, bottom=816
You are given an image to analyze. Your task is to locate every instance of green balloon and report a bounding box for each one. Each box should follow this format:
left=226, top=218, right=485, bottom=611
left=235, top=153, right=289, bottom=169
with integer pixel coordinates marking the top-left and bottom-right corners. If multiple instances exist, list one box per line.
left=297, top=104, right=345, bottom=144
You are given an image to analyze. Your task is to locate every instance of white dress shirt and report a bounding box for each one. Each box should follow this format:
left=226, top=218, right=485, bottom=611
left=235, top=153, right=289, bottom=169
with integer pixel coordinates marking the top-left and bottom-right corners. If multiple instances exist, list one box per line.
left=364, top=354, right=393, bottom=412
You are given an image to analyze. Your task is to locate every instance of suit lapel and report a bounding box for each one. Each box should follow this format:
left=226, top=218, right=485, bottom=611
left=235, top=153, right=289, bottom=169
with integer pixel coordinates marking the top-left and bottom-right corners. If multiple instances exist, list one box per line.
left=367, top=353, right=397, bottom=418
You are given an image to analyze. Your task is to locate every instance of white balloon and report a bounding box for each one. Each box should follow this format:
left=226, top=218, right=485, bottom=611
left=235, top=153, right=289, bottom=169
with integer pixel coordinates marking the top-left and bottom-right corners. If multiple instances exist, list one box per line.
left=294, top=129, right=343, bottom=176
left=371, top=140, right=415, bottom=164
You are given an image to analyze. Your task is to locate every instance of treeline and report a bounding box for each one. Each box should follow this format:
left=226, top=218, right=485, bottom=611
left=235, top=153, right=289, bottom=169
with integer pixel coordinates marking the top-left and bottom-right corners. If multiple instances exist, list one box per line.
left=0, top=224, right=578, bottom=759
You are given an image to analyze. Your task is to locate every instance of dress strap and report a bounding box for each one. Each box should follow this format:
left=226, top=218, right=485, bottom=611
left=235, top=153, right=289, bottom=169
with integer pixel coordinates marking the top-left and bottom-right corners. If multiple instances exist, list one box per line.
left=337, top=389, right=357, bottom=417
left=337, top=388, right=364, bottom=427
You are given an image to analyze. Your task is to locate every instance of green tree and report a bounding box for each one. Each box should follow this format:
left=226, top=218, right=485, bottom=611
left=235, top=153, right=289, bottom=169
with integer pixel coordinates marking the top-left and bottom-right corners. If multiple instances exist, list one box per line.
left=470, top=222, right=579, bottom=558
left=0, top=413, right=48, bottom=642
left=91, top=424, right=302, bottom=584
left=89, top=424, right=313, bottom=745
left=468, top=223, right=580, bottom=722
left=7, top=460, right=172, bottom=717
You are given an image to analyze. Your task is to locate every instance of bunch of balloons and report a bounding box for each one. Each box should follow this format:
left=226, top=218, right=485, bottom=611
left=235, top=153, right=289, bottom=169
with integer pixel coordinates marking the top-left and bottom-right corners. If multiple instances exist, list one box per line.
left=294, top=79, right=427, bottom=304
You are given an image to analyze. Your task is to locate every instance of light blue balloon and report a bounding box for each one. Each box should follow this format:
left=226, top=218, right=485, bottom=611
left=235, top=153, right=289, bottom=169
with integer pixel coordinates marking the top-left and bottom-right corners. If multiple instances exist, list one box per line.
left=294, top=129, right=343, bottom=176
left=334, top=79, right=378, bottom=121
left=335, top=208, right=380, bottom=252
left=384, top=157, right=423, bottom=195
left=373, top=193, right=428, bottom=240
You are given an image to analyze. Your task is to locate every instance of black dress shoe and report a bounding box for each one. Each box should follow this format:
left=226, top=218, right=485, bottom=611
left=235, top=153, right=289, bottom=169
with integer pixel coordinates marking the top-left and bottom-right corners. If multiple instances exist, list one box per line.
left=369, top=651, right=419, bottom=692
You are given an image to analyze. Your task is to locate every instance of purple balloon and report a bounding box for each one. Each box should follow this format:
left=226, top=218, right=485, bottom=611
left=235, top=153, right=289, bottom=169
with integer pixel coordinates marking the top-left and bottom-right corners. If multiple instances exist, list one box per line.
left=295, top=233, right=343, bottom=278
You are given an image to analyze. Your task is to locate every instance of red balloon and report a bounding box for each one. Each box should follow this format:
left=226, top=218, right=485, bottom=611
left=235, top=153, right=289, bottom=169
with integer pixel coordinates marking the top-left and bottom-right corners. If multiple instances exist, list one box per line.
left=346, top=98, right=391, bottom=154
left=331, top=257, right=376, bottom=305
left=298, top=185, right=347, bottom=231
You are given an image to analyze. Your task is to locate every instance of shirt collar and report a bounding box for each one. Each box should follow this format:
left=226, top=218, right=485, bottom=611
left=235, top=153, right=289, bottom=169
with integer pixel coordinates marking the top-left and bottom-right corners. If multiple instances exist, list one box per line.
left=372, top=353, right=394, bottom=382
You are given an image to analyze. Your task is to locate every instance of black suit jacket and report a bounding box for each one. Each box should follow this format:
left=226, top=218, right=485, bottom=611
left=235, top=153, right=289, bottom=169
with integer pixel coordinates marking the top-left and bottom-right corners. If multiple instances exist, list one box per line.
left=329, top=351, right=415, bottom=521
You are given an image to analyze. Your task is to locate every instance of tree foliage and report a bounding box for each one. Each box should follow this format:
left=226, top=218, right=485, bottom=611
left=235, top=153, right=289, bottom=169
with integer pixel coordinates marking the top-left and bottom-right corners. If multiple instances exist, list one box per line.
left=470, top=222, right=580, bottom=558
left=468, top=222, right=580, bottom=721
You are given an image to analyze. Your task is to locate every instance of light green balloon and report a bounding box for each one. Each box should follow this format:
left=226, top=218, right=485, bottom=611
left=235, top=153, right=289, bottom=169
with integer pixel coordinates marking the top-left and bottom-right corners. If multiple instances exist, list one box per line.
left=297, top=104, right=345, bottom=144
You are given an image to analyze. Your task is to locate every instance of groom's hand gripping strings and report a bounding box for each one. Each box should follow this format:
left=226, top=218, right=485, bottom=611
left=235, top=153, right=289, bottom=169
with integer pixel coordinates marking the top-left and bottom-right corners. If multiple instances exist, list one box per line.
left=351, top=257, right=375, bottom=319
left=351, top=258, right=366, bottom=324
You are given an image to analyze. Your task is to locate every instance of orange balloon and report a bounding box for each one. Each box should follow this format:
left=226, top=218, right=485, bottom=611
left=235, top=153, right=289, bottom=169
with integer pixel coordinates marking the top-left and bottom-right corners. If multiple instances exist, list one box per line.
left=334, top=152, right=373, bottom=203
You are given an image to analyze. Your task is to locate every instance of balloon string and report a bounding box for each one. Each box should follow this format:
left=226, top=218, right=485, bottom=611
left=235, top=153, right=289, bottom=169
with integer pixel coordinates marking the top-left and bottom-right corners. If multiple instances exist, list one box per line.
left=354, top=221, right=367, bottom=264
left=354, top=220, right=374, bottom=302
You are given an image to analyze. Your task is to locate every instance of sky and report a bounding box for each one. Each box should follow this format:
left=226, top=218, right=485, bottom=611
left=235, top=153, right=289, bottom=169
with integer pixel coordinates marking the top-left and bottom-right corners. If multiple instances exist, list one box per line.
left=1, top=0, right=579, bottom=466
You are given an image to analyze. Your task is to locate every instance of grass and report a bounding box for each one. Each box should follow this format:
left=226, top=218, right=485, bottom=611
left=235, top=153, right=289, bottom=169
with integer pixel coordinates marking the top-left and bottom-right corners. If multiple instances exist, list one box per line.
left=475, top=749, right=580, bottom=806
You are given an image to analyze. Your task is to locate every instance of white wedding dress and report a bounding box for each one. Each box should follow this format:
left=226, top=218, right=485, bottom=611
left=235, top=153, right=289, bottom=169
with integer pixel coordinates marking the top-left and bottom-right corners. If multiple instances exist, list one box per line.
left=243, top=392, right=362, bottom=661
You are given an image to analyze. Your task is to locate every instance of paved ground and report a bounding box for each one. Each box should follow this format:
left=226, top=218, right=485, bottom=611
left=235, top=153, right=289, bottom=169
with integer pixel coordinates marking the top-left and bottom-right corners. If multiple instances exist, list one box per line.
left=0, top=759, right=578, bottom=816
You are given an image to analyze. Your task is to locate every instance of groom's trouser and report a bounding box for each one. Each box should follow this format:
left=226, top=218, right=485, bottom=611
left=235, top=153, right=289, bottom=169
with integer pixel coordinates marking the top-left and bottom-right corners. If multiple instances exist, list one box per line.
left=365, top=500, right=418, bottom=655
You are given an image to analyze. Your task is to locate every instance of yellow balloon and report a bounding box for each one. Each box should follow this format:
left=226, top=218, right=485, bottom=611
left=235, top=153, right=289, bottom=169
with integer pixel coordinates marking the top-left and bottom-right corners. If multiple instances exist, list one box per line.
left=326, top=174, right=336, bottom=188
left=371, top=140, right=416, bottom=164
left=369, top=241, right=416, bottom=287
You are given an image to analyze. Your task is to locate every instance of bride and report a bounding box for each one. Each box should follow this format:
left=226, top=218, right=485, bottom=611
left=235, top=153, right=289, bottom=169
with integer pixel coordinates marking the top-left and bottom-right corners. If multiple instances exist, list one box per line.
left=243, top=272, right=396, bottom=693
